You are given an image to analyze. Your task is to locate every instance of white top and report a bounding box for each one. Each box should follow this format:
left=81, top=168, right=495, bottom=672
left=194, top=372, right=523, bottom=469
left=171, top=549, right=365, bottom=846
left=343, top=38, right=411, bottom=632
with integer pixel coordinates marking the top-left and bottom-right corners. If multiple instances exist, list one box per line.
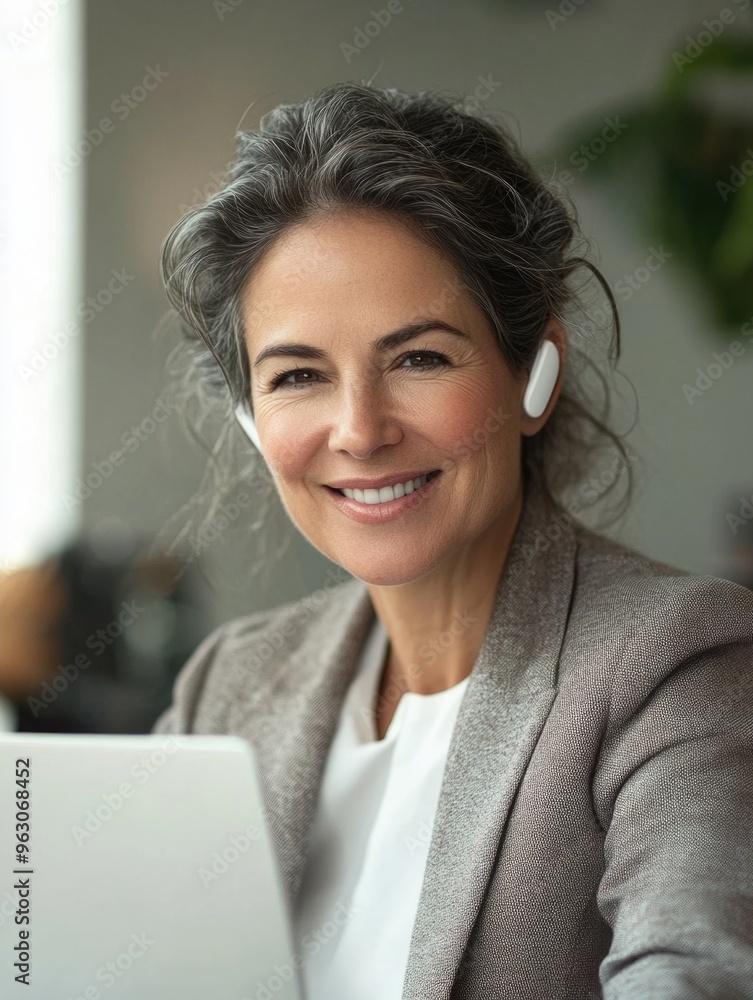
left=292, top=616, right=470, bottom=1000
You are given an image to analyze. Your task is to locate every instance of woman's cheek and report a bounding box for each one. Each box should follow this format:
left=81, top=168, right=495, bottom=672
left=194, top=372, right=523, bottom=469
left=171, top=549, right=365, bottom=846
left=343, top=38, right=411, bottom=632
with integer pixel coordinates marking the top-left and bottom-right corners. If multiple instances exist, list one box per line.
left=438, top=390, right=497, bottom=458
left=259, top=409, right=311, bottom=478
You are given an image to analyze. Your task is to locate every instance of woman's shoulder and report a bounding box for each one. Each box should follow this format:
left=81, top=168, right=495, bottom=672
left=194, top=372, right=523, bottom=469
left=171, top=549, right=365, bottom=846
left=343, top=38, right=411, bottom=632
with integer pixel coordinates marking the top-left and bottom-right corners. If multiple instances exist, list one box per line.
left=571, top=519, right=753, bottom=628
left=562, top=520, right=753, bottom=718
left=152, top=575, right=365, bottom=734
left=217, top=574, right=365, bottom=656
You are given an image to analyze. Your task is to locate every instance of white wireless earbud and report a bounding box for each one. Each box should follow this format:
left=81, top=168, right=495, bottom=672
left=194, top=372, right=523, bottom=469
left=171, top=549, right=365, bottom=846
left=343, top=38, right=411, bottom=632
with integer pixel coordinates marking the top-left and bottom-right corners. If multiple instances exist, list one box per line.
left=522, top=339, right=560, bottom=419
left=234, top=400, right=264, bottom=457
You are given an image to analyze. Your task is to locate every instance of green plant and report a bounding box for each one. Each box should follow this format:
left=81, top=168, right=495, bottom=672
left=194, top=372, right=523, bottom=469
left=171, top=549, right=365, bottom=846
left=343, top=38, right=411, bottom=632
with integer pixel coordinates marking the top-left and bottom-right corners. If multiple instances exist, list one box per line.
left=551, top=35, right=753, bottom=331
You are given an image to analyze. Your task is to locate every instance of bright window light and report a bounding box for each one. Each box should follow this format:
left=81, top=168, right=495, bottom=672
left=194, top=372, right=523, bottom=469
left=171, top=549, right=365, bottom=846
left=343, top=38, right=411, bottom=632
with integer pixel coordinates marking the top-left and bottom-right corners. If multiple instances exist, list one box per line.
left=0, top=0, right=83, bottom=574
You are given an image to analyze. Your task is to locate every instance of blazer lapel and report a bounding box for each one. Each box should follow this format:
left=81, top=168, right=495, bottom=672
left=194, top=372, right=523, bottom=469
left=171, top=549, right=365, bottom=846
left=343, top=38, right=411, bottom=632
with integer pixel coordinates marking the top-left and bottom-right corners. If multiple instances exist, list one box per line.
left=228, top=474, right=577, bottom=998
left=401, top=479, right=577, bottom=999
left=227, top=570, right=376, bottom=909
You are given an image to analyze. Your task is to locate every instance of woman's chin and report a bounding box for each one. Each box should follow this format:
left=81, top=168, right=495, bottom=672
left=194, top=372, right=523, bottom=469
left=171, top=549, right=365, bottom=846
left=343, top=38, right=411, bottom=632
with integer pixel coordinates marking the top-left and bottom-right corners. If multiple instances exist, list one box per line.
left=336, top=551, right=443, bottom=588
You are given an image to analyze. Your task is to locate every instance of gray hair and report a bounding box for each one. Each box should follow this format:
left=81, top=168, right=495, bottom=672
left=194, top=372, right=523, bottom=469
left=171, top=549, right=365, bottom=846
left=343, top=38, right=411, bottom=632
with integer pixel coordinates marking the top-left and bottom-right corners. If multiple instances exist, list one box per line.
left=157, top=81, right=637, bottom=576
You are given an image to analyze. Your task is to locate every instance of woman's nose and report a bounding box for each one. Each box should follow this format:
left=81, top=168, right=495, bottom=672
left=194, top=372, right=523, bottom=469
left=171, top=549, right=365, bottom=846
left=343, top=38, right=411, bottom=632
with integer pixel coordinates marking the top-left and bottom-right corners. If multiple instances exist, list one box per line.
left=325, top=383, right=402, bottom=457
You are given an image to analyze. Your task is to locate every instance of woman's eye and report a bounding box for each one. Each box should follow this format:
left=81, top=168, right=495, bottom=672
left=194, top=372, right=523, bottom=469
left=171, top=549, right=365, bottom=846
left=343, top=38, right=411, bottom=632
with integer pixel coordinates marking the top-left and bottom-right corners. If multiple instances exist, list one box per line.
left=267, top=351, right=450, bottom=391
left=268, top=368, right=317, bottom=390
left=399, top=351, right=449, bottom=370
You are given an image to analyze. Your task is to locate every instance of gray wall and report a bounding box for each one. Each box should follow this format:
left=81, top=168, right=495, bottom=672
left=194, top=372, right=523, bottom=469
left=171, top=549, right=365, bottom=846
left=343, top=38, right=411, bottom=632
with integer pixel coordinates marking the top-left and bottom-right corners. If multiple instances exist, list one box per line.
left=82, top=0, right=753, bottom=628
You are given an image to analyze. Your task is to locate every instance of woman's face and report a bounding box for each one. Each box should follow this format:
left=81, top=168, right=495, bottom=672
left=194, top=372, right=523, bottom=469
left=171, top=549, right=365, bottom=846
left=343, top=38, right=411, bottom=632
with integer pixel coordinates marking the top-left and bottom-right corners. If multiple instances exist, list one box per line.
left=241, top=210, right=555, bottom=586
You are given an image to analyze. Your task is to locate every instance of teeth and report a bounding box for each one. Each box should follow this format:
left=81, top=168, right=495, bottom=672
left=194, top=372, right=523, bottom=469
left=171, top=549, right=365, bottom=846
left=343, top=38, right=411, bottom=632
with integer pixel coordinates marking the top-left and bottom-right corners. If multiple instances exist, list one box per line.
left=342, top=474, right=431, bottom=505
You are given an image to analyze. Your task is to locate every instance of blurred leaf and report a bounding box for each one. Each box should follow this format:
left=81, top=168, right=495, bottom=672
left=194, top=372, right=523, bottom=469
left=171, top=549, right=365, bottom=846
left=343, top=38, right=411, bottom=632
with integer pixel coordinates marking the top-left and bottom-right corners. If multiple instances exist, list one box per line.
left=711, top=168, right=753, bottom=281
left=549, top=32, right=753, bottom=333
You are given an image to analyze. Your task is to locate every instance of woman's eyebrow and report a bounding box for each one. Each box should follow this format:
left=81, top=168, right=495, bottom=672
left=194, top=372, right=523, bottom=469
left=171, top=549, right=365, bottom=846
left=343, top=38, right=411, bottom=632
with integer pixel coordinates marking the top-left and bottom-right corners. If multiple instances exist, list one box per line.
left=251, top=320, right=470, bottom=369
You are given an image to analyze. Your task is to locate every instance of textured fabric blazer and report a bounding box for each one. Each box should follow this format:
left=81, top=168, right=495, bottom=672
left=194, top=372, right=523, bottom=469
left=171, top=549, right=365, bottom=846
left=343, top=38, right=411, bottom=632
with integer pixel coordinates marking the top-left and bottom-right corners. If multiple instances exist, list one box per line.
left=153, top=477, right=753, bottom=999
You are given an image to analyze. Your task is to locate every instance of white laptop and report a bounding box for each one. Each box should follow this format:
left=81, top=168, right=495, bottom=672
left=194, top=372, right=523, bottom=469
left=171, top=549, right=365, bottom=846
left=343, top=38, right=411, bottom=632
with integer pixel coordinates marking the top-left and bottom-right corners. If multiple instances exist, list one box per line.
left=0, top=733, right=303, bottom=1000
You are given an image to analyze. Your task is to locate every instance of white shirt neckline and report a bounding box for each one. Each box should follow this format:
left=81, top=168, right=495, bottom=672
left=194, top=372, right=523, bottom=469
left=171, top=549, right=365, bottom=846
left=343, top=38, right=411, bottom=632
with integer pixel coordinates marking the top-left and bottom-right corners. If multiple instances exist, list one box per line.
left=351, top=616, right=470, bottom=744
left=292, top=614, right=472, bottom=1000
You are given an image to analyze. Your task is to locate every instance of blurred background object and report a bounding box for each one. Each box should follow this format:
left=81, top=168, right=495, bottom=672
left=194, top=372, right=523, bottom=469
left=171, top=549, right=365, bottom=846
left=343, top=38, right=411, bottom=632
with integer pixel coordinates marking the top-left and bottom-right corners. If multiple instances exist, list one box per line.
left=556, top=34, right=753, bottom=331
left=0, top=562, right=69, bottom=714
left=0, top=536, right=208, bottom=734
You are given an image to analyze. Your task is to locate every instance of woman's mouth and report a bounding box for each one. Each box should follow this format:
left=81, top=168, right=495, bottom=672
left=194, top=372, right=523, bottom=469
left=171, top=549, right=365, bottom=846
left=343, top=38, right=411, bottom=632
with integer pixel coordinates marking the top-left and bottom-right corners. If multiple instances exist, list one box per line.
left=332, top=470, right=441, bottom=504
left=323, top=470, right=442, bottom=523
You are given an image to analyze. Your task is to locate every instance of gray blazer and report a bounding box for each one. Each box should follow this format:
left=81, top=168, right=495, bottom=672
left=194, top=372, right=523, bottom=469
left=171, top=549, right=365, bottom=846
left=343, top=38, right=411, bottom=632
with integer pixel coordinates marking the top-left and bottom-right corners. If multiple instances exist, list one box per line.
left=153, top=477, right=753, bottom=999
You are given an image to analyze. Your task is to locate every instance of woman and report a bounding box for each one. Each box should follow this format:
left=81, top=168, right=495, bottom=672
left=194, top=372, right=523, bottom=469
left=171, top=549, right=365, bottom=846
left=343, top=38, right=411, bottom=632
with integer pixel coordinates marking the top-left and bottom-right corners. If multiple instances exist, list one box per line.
left=152, top=82, right=753, bottom=999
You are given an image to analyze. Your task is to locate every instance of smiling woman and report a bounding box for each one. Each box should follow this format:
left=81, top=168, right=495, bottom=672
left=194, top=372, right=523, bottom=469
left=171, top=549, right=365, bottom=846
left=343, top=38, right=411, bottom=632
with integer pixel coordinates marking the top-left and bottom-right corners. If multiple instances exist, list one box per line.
left=152, top=82, right=753, bottom=1000
left=159, top=83, right=631, bottom=550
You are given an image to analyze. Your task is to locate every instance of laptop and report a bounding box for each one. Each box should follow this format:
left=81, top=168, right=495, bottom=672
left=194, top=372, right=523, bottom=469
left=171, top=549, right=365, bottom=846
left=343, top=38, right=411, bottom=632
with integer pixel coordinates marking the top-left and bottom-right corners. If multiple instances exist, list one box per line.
left=0, top=733, right=303, bottom=1000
